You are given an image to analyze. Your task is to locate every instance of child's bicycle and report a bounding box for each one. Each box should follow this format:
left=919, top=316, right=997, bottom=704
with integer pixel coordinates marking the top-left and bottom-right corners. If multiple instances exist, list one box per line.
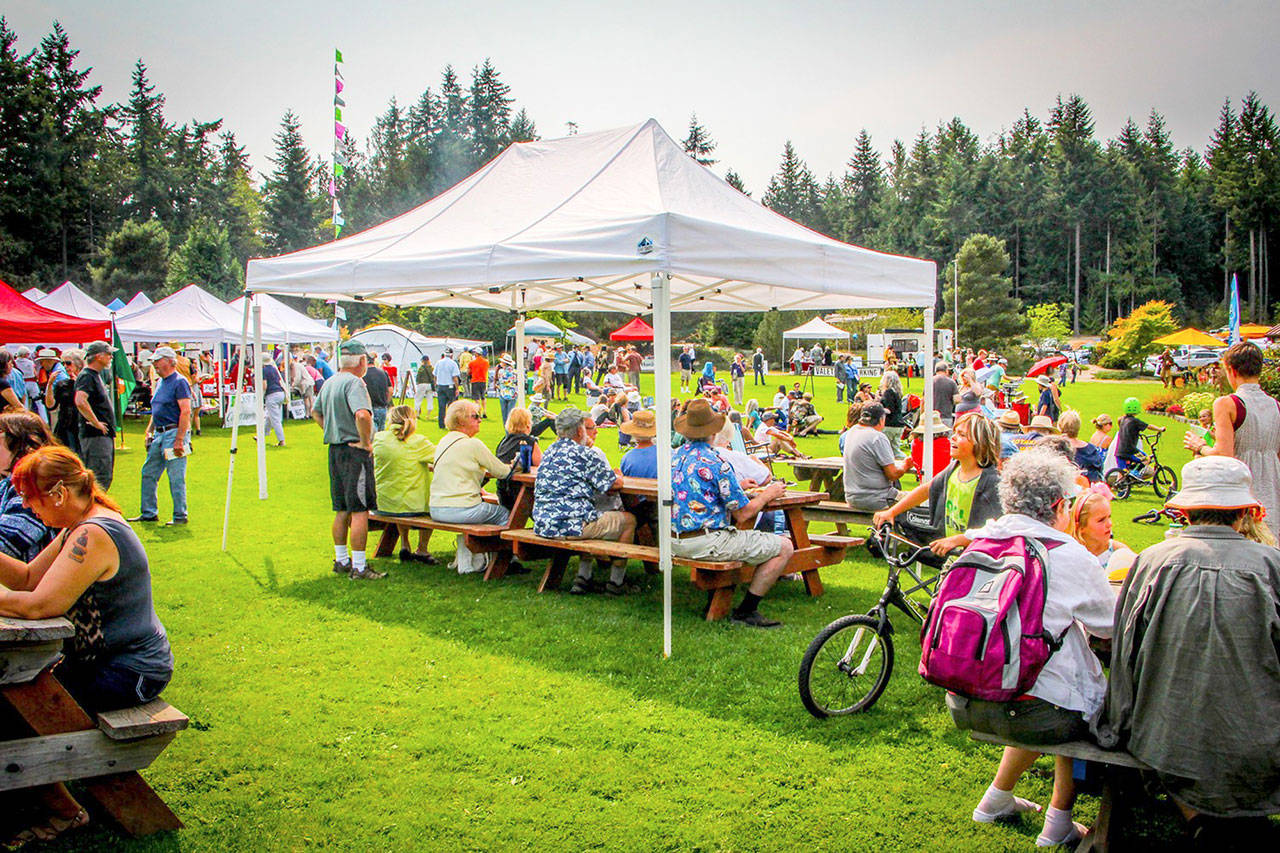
left=1104, top=431, right=1179, bottom=500
left=798, top=524, right=952, bottom=717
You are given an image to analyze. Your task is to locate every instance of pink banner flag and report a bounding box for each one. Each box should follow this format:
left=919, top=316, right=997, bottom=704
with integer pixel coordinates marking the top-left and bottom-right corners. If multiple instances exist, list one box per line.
left=327, top=179, right=336, bottom=196
left=335, top=79, right=344, bottom=94
left=334, top=122, right=345, bottom=140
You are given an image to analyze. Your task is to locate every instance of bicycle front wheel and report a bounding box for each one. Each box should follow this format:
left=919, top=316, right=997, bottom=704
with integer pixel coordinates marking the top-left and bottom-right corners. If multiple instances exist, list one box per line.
left=1152, top=465, right=1178, bottom=498
left=798, top=614, right=894, bottom=717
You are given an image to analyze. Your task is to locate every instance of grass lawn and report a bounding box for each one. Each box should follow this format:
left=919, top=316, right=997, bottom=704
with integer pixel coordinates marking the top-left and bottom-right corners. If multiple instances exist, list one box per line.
left=50, top=370, right=1199, bottom=851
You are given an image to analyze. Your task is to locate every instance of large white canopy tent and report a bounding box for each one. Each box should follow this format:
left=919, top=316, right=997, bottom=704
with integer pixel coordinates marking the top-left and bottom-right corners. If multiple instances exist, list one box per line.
left=39, top=281, right=113, bottom=321
left=237, top=119, right=937, bottom=656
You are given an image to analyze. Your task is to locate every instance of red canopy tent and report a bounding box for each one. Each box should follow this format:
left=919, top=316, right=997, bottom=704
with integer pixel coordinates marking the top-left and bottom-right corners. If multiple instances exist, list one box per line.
left=610, top=317, right=654, bottom=341
left=0, top=279, right=113, bottom=342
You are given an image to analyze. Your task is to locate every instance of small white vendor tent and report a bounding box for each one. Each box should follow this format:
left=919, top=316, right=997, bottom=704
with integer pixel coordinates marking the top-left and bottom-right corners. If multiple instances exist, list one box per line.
left=347, top=323, right=488, bottom=375
left=39, top=281, right=113, bottom=320
left=118, top=284, right=290, bottom=344
left=781, top=315, right=852, bottom=367
left=236, top=119, right=939, bottom=657
left=228, top=293, right=338, bottom=342
left=117, top=291, right=154, bottom=316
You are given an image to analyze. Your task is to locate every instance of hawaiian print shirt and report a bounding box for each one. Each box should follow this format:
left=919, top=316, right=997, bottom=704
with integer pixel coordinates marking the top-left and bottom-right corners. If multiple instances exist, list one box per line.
left=671, top=440, right=748, bottom=534
left=533, top=438, right=617, bottom=537
left=496, top=367, right=517, bottom=400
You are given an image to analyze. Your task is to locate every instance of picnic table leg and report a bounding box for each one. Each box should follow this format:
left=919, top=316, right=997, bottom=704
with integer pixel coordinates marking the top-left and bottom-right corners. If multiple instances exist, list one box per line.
left=704, top=588, right=734, bottom=621
left=508, top=483, right=534, bottom=530
left=538, top=552, right=570, bottom=593
left=2, top=670, right=182, bottom=836
left=372, top=524, right=400, bottom=558
left=1077, top=766, right=1135, bottom=853
left=784, top=507, right=825, bottom=597
left=483, top=548, right=511, bottom=581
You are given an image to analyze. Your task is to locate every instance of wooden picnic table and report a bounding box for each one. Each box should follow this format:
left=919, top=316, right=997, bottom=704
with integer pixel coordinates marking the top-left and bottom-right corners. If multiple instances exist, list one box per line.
left=784, top=456, right=844, bottom=498
left=0, top=615, right=184, bottom=836
left=509, top=471, right=854, bottom=599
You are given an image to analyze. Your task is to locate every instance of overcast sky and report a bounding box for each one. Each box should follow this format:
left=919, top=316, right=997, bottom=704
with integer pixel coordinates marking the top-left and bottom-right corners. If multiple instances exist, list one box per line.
left=8, top=1, right=1279, bottom=194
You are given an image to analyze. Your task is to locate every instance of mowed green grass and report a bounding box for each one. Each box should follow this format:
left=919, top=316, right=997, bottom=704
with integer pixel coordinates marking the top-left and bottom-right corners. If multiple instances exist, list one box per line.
left=53, top=370, right=1193, bottom=851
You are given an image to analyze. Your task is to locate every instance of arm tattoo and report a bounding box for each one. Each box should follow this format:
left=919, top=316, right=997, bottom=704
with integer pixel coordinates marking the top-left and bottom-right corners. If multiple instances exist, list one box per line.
left=68, top=530, right=89, bottom=564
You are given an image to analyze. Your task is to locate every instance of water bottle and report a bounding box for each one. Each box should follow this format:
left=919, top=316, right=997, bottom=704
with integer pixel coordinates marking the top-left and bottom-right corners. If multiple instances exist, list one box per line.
left=519, top=443, right=533, bottom=472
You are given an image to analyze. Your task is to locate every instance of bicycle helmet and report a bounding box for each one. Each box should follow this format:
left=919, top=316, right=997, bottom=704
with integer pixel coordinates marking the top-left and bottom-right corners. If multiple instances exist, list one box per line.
left=1123, top=397, right=1140, bottom=415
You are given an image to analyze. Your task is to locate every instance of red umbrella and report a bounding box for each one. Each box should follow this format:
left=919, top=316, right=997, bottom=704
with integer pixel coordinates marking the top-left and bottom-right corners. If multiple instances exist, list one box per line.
left=1027, top=354, right=1068, bottom=377
left=610, top=317, right=654, bottom=341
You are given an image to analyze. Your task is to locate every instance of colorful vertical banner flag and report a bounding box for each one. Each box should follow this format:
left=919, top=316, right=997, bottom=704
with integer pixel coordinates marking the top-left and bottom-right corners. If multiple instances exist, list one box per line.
left=1229, top=273, right=1241, bottom=345
left=332, top=48, right=344, bottom=238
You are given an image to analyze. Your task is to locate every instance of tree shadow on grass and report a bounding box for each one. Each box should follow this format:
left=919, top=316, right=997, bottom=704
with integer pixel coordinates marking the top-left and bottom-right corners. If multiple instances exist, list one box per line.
left=277, top=556, right=939, bottom=751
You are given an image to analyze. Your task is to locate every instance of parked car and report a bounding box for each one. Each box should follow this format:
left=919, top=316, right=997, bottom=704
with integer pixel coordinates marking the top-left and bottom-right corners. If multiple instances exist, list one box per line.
left=1144, top=346, right=1220, bottom=375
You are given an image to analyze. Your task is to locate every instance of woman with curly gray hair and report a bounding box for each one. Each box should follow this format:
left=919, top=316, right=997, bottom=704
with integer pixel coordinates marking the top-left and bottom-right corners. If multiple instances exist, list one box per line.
left=946, top=447, right=1116, bottom=848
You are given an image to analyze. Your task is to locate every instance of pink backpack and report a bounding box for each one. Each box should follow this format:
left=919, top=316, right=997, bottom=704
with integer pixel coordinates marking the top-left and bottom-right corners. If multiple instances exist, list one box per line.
left=918, top=536, right=1066, bottom=702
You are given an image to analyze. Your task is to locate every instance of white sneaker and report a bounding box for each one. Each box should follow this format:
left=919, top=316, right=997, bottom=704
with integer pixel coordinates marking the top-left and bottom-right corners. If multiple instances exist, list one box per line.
left=1035, top=821, right=1086, bottom=847
left=972, top=796, right=1042, bottom=823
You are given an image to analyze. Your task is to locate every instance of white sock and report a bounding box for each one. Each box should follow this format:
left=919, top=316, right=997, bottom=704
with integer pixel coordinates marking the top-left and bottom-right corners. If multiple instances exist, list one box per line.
left=335, top=545, right=349, bottom=562
left=351, top=551, right=366, bottom=572
left=975, top=784, right=1041, bottom=822
left=1036, top=806, right=1082, bottom=846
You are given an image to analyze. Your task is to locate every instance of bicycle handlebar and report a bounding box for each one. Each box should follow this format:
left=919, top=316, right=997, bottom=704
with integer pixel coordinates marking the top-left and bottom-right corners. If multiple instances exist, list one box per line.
left=867, top=524, right=936, bottom=568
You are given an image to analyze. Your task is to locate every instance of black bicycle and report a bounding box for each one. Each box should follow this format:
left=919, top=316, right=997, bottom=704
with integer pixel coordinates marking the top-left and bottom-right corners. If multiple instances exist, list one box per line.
left=1104, top=430, right=1179, bottom=500
left=798, top=525, right=947, bottom=717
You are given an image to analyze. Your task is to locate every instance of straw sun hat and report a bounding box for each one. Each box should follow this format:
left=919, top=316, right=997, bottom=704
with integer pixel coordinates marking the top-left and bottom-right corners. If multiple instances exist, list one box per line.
left=909, top=410, right=951, bottom=437
left=619, top=410, right=657, bottom=438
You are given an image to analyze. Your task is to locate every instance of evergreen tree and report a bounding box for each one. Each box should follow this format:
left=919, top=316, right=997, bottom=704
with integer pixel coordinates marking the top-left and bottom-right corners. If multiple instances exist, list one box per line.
left=681, top=113, right=717, bottom=166
left=508, top=108, right=538, bottom=143
left=120, top=60, right=173, bottom=225
left=468, top=59, right=512, bottom=163
left=262, top=110, right=323, bottom=254
left=167, top=218, right=240, bottom=298
left=90, top=219, right=170, bottom=297
left=723, top=170, right=749, bottom=195
left=940, top=233, right=1027, bottom=351
left=763, top=141, right=822, bottom=229
left=842, top=129, right=885, bottom=246
left=432, top=65, right=472, bottom=189
left=1048, top=94, right=1100, bottom=331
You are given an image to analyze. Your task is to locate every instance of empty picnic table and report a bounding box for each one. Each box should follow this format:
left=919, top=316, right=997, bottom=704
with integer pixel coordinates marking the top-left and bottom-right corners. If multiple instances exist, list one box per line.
left=509, top=471, right=860, bottom=611
left=0, top=615, right=186, bottom=836
left=784, top=456, right=845, bottom=498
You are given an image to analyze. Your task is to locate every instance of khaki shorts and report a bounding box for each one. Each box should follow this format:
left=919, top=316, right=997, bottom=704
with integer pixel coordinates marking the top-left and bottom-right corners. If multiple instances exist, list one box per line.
left=573, top=510, right=635, bottom=542
left=670, top=527, right=784, bottom=565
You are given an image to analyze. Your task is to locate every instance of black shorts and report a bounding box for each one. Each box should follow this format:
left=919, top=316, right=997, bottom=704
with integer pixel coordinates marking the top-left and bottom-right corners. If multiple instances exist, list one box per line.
left=328, top=444, right=376, bottom=513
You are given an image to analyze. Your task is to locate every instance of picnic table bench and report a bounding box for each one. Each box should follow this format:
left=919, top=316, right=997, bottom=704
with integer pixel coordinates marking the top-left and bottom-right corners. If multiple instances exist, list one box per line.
left=367, top=492, right=525, bottom=581
left=0, top=616, right=188, bottom=836
left=969, top=731, right=1151, bottom=853
left=506, top=471, right=861, bottom=619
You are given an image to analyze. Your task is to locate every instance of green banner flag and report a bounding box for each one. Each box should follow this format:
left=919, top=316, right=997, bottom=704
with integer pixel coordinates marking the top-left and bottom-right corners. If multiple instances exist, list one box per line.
left=110, top=323, right=136, bottom=423
left=335, top=106, right=342, bottom=121
left=334, top=163, right=345, bottom=179
left=335, top=48, right=343, bottom=63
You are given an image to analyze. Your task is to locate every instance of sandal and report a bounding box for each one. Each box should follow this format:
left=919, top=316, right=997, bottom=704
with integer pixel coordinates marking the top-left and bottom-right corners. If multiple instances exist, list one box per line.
left=5, top=808, right=88, bottom=849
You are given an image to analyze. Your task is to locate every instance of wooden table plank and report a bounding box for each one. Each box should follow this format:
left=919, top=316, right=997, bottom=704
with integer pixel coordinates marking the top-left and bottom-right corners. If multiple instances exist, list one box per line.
left=0, top=616, right=74, bottom=643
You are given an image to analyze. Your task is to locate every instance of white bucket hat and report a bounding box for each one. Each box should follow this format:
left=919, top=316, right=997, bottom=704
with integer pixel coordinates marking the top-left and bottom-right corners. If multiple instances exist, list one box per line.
left=1165, top=456, right=1261, bottom=512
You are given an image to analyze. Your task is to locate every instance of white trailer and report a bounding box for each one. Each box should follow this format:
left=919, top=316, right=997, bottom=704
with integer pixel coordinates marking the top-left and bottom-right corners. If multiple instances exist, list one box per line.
left=867, top=328, right=953, bottom=368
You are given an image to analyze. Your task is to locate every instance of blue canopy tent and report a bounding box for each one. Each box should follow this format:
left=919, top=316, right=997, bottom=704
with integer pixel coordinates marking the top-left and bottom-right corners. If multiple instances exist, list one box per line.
left=106, top=297, right=127, bottom=311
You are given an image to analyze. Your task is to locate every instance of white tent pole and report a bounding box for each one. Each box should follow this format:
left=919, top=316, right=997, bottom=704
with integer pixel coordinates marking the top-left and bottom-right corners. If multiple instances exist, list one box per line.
left=221, top=297, right=253, bottom=550
left=282, top=331, right=292, bottom=413
left=652, top=272, right=674, bottom=659
left=253, top=302, right=267, bottom=499
left=516, top=287, right=527, bottom=409
left=953, top=259, right=959, bottom=350
left=923, top=307, right=935, bottom=479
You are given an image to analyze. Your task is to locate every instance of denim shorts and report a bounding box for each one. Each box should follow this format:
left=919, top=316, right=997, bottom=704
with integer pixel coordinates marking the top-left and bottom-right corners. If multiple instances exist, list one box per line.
left=946, top=693, right=1088, bottom=746
left=57, top=659, right=171, bottom=713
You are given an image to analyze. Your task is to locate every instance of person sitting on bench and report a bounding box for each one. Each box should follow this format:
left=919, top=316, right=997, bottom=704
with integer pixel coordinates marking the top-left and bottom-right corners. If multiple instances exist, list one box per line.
left=1101, top=456, right=1280, bottom=846
left=670, top=399, right=793, bottom=628
left=841, top=402, right=914, bottom=512
left=950, top=448, right=1115, bottom=848
left=533, top=407, right=637, bottom=597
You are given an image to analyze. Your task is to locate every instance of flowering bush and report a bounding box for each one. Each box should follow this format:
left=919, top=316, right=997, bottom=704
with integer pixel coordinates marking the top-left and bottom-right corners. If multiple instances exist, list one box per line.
left=1143, top=387, right=1190, bottom=413
left=1179, top=391, right=1216, bottom=419
left=1167, top=404, right=1184, bottom=416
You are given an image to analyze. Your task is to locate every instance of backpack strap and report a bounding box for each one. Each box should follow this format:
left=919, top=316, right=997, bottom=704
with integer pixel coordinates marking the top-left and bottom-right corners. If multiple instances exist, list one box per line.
left=1026, top=537, right=1072, bottom=653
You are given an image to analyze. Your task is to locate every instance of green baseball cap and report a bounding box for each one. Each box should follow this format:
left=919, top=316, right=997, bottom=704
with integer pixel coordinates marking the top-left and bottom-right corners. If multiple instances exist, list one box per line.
left=339, top=340, right=367, bottom=356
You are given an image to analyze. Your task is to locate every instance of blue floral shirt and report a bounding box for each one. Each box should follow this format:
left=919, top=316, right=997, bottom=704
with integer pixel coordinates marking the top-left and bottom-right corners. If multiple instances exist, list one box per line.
left=496, top=367, right=517, bottom=400
left=671, top=440, right=747, bottom=533
left=533, top=438, right=617, bottom=537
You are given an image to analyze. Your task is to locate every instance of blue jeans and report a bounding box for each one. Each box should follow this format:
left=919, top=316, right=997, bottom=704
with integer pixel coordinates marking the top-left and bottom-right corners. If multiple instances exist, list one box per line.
left=141, top=429, right=189, bottom=520
left=57, top=659, right=170, bottom=713
left=428, top=502, right=510, bottom=526
left=372, top=406, right=387, bottom=432
left=499, top=397, right=515, bottom=425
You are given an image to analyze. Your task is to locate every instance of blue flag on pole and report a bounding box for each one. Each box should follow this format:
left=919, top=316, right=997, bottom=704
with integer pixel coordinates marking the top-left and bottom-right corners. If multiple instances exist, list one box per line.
left=1229, top=273, right=1241, bottom=345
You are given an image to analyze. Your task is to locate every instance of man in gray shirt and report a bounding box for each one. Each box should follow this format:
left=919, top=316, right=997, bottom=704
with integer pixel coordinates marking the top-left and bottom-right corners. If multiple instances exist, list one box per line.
left=313, top=339, right=383, bottom=581
left=932, top=362, right=958, bottom=425
left=842, top=402, right=915, bottom=511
